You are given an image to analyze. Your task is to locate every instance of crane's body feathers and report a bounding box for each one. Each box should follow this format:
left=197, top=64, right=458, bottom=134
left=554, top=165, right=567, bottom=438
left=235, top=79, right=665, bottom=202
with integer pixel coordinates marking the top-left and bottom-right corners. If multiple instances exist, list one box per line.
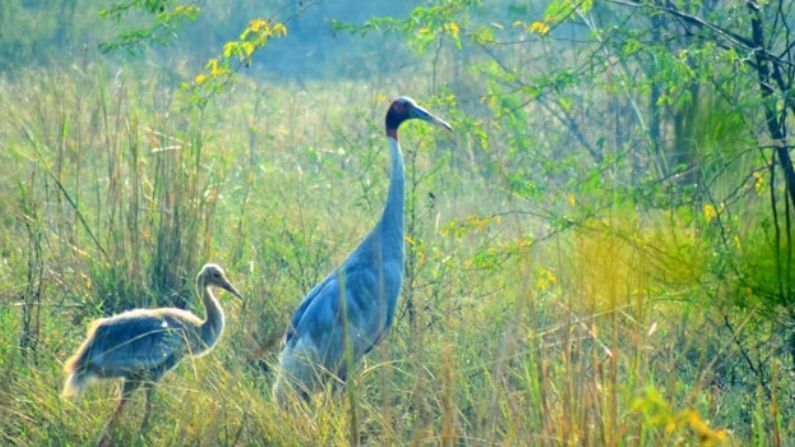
left=285, top=256, right=402, bottom=364
left=275, top=139, right=404, bottom=401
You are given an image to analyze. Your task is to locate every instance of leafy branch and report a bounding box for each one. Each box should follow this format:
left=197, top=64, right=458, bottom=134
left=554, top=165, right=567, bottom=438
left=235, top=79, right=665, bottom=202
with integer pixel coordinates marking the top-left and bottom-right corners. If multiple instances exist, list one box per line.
left=98, top=1, right=200, bottom=54
left=329, top=0, right=478, bottom=53
left=179, top=19, right=287, bottom=108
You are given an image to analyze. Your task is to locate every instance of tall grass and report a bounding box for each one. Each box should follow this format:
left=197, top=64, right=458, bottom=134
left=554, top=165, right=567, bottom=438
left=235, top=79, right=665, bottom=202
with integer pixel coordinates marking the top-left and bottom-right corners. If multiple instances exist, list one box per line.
left=0, top=65, right=791, bottom=446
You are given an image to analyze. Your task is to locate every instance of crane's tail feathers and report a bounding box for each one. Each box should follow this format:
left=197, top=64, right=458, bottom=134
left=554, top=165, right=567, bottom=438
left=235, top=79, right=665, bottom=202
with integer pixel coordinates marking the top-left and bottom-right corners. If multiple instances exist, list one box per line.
left=271, top=376, right=291, bottom=408
left=62, top=371, right=93, bottom=399
left=273, top=370, right=313, bottom=408
left=273, top=342, right=323, bottom=407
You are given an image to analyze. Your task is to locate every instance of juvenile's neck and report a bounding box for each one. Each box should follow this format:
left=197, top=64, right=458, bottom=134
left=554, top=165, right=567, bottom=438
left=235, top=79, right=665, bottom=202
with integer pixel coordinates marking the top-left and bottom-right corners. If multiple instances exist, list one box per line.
left=197, top=275, right=225, bottom=351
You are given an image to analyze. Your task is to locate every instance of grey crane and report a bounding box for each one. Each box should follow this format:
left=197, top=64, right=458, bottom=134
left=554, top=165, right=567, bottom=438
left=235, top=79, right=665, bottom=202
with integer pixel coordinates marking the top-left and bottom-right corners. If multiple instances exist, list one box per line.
left=272, top=97, right=451, bottom=405
left=62, top=263, right=242, bottom=445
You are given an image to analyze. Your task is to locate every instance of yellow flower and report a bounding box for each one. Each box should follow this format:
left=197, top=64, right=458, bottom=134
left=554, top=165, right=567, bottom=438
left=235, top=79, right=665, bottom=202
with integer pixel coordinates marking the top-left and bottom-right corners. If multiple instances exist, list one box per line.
left=272, top=22, right=287, bottom=36
left=249, top=19, right=269, bottom=33
left=703, top=204, right=718, bottom=223
left=752, top=171, right=765, bottom=196
left=527, top=21, right=551, bottom=36
left=535, top=268, right=557, bottom=292
left=444, top=22, right=460, bottom=38
left=684, top=410, right=729, bottom=445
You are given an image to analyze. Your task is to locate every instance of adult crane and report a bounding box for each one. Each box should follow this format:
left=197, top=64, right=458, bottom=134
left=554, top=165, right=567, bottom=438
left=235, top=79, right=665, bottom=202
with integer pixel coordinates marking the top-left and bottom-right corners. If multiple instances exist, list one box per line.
left=273, top=97, right=451, bottom=405
left=62, top=264, right=242, bottom=446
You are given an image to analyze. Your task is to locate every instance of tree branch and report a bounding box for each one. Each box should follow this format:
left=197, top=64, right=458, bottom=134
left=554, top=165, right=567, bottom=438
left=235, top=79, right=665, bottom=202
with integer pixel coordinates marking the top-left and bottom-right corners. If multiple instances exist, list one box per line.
left=607, top=0, right=795, bottom=69
left=748, top=2, right=795, bottom=208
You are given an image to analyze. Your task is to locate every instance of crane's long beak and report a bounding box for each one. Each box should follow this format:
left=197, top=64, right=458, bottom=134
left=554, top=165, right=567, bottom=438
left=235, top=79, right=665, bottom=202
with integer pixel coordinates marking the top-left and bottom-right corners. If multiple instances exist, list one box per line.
left=222, top=280, right=244, bottom=300
left=411, top=104, right=452, bottom=131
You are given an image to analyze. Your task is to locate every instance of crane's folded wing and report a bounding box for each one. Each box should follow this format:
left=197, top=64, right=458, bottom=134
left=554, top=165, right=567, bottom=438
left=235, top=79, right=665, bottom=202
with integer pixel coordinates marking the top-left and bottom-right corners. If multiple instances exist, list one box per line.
left=285, top=272, right=335, bottom=345
left=288, top=266, right=382, bottom=354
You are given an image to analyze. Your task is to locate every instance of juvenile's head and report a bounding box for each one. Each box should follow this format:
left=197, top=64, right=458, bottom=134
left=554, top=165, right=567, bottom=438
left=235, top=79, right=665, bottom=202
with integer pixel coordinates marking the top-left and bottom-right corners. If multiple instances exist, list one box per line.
left=385, top=96, right=452, bottom=140
left=199, top=263, right=243, bottom=299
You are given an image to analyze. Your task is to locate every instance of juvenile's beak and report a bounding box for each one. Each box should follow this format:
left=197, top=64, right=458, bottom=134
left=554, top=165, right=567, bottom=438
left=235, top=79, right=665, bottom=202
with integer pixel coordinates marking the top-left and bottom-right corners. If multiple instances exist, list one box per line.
left=411, top=104, right=452, bottom=131
left=222, top=280, right=243, bottom=300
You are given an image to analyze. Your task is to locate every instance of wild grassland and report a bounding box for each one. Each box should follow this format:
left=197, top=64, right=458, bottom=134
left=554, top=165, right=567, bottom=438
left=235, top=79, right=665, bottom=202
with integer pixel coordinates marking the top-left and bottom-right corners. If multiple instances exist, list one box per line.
left=0, top=65, right=791, bottom=446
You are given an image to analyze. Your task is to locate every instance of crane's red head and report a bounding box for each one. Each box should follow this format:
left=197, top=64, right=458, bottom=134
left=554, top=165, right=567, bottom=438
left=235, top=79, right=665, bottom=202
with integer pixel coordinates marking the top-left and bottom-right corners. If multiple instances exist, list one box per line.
left=385, top=96, right=452, bottom=140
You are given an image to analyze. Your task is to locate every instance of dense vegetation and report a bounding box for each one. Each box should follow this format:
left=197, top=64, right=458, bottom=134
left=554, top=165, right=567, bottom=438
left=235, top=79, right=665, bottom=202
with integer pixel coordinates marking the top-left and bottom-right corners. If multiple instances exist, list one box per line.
left=1, top=0, right=794, bottom=445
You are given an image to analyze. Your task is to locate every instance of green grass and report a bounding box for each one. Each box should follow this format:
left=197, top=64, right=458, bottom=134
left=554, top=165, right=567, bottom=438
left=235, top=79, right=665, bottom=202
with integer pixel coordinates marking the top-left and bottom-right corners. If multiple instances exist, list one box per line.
left=0, top=65, right=791, bottom=446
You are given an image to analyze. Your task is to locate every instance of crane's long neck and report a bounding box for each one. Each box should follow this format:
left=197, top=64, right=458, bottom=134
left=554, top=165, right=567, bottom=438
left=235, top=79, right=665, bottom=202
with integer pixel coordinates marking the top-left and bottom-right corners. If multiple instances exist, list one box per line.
left=197, top=275, right=225, bottom=351
left=371, top=137, right=405, bottom=258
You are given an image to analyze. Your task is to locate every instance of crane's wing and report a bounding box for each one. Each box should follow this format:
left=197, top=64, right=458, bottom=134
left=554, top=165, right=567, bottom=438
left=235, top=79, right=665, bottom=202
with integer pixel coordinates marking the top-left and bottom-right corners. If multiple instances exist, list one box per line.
left=84, top=312, right=189, bottom=377
left=286, top=262, right=389, bottom=362
left=285, top=274, right=332, bottom=345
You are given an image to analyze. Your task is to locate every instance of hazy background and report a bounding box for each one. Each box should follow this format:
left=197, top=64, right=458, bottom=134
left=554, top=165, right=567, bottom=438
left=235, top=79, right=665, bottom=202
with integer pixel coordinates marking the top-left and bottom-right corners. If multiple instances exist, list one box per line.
left=1, top=0, right=793, bottom=445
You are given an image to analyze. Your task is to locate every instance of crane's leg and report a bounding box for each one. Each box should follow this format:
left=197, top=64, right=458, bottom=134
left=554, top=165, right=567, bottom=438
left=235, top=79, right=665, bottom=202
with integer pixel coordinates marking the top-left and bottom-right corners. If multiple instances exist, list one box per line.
left=330, top=368, right=347, bottom=395
left=139, top=382, right=156, bottom=435
left=96, top=379, right=141, bottom=447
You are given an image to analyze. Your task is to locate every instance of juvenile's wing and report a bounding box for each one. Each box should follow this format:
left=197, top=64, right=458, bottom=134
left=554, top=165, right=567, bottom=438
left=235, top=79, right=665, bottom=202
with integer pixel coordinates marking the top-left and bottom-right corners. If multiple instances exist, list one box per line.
left=83, top=312, right=189, bottom=377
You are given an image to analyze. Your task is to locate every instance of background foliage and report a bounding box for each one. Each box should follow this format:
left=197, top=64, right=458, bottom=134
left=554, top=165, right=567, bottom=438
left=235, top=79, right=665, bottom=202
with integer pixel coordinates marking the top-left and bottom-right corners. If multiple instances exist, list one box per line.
left=1, top=0, right=794, bottom=445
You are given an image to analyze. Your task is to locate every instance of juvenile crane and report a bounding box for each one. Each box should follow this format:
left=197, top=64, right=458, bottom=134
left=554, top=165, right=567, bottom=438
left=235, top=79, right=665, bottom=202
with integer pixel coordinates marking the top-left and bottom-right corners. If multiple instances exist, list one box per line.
left=63, top=263, right=242, bottom=444
left=273, top=97, right=451, bottom=404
